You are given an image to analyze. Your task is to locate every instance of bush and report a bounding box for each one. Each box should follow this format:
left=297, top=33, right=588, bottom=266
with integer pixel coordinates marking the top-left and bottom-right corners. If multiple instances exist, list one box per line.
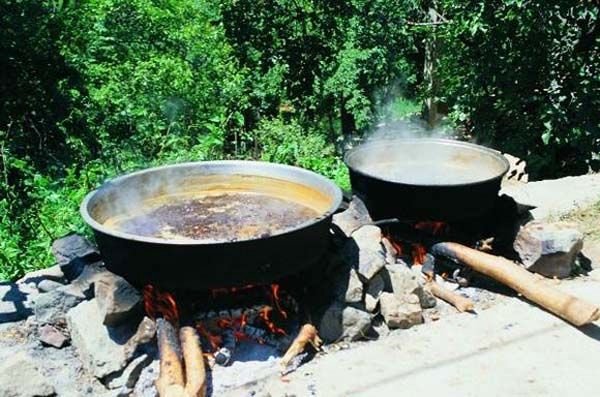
left=0, top=0, right=246, bottom=278
left=436, top=0, right=600, bottom=178
left=255, top=118, right=349, bottom=189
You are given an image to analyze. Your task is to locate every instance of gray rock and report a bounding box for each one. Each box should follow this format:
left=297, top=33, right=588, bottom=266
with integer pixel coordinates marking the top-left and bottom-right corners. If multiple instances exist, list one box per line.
left=410, top=266, right=437, bottom=309
left=66, top=299, right=147, bottom=379
left=17, top=264, right=65, bottom=285
left=332, top=196, right=372, bottom=237
left=38, top=279, right=65, bottom=293
left=344, top=225, right=387, bottom=280
left=0, top=282, right=36, bottom=322
left=0, top=351, right=55, bottom=397
left=105, top=353, right=153, bottom=389
left=95, top=272, right=142, bottom=326
left=319, top=303, right=371, bottom=342
left=370, top=315, right=390, bottom=338
left=39, top=323, right=69, bottom=348
left=379, top=292, right=423, bottom=329
left=318, top=303, right=344, bottom=342
left=34, top=284, right=86, bottom=325
left=341, top=306, right=371, bottom=341
left=365, top=272, right=385, bottom=312
left=514, top=221, right=584, bottom=278
left=381, top=237, right=398, bottom=264
left=383, top=263, right=422, bottom=296
left=52, top=234, right=100, bottom=280
left=133, top=359, right=159, bottom=397
left=418, top=287, right=437, bottom=309
left=124, top=317, right=157, bottom=359
left=384, top=261, right=436, bottom=309
left=70, top=262, right=109, bottom=295
left=343, top=268, right=363, bottom=303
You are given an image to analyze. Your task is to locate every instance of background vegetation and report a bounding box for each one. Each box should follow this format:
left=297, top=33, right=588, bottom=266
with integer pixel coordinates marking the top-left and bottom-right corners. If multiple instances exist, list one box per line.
left=1, top=0, right=599, bottom=279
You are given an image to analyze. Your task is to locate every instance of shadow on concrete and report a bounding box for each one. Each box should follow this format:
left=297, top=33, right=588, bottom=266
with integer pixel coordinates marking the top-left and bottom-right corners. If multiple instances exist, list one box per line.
left=0, top=282, right=33, bottom=323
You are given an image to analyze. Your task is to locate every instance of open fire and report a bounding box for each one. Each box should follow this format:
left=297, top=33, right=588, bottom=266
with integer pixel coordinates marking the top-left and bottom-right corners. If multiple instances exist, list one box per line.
left=142, top=283, right=298, bottom=368
left=384, top=221, right=450, bottom=266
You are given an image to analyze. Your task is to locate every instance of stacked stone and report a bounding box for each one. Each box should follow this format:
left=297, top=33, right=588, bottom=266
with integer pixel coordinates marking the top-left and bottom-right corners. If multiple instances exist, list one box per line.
left=318, top=197, right=436, bottom=343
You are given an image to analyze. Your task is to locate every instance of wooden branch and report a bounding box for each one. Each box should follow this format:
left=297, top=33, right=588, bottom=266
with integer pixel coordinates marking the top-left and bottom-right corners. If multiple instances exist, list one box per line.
left=431, top=242, right=600, bottom=326
left=426, top=281, right=474, bottom=312
left=156, top=319, right=185, bottom=397
left=180, top=326, right=207, bottom=397
left=156, top=321, right=208, bottom=397
left=406, top=21, right=447, bottom=26
left=280, top=324, right=323, bottom=372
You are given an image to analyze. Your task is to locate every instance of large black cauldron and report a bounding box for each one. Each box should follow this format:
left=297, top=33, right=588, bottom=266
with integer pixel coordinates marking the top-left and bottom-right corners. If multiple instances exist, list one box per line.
left=344, top=138, right=510, bottom=221
left=81, top=161, right=342, bottom=290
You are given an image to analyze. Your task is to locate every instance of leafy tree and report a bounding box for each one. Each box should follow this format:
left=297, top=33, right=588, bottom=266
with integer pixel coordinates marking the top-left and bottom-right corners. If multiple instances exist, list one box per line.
left=435, top=0, right=600, bottom=178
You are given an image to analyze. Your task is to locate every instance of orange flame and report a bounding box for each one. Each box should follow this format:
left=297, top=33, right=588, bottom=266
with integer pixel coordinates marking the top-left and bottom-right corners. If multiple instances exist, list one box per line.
left=411, top=244, right=427, bottom=266
left=269, top=284, right=288, bottom=319
left=143, top=285, right=179, bottom=324
left=386, top=237, right=404, bottom=256
left=258, top=306, right=286, bottom=336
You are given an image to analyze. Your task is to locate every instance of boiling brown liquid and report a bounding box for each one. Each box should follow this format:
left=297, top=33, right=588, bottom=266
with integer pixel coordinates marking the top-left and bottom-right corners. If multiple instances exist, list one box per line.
left=105, top=192, right=319, bottom=242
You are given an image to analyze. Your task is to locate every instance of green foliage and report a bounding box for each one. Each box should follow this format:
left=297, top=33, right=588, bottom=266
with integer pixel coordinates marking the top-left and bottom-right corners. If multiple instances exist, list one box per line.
left=436, top=0, right=600, bottom=178
left=255, top=118, right=349, bottom=189
left=59, top=0, right=245, bottom=165
left=1, top=0, right=247, bottom=278
left=219, top=0, right=420, bottom=135
left=5, top=0, right=599, bottom=280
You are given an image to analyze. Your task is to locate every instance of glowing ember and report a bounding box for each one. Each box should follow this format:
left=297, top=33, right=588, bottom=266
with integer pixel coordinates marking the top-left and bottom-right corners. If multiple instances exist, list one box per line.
left=144, top=282, right=293, bottom=365
left=269, top=284, right=288, bottom=319
left=143, top=285, right=179, bottom=324
left=414, top=221, right=448, bottom=235
left=258, top=306, right=287, bottom=336
left=411, top=244, right=427, bottom=266
left=210, top=284, right=256, bottom=299
left=386, top=237, right=404, bottom=256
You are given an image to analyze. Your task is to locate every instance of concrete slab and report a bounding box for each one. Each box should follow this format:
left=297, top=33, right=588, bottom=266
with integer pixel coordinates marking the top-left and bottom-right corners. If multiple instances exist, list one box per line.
left=502, top=174, right=600, bottom=219
left=232, top=278, right=600, bottom=397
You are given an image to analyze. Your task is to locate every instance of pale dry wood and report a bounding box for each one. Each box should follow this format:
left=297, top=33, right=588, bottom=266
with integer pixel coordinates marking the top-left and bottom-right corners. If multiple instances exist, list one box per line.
left=156, top=384, right=187, bottom=397
left=156, top=319, right=185, bottom=397
left=426, top=281, right=474, bottom=312
left=432, top=242, right=600, bottom=326
left=280, top=324, right=323, bottom=372
left=180, top=326, right=207, bottom=397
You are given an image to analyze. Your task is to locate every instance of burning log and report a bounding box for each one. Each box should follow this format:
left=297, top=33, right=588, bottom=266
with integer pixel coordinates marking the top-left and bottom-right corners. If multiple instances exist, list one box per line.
left=280, top=324, right=323, bottom=373
left=425, top=280, right=474, bottom=313
left=180, top=326, right=207, bottom=397
left=431, top=242, right=600, bottom=326
left=156, top=320, right=207, bottom=397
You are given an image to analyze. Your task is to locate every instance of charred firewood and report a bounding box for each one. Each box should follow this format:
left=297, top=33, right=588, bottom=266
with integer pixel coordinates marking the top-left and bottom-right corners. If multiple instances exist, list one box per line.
left=280, top=324, right=323, bottom=374
left=425, top=280, right=474, bottom=313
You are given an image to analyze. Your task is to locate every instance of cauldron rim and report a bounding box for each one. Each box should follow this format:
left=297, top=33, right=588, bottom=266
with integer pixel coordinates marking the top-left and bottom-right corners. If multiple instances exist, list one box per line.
left=80, top=160, right=342, bottom=246
left=344, top=138, right=510, bottom=188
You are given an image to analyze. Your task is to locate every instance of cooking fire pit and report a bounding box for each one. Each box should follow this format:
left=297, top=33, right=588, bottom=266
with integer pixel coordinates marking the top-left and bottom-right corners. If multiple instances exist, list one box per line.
left=81, top=161, right=342, bottom=290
